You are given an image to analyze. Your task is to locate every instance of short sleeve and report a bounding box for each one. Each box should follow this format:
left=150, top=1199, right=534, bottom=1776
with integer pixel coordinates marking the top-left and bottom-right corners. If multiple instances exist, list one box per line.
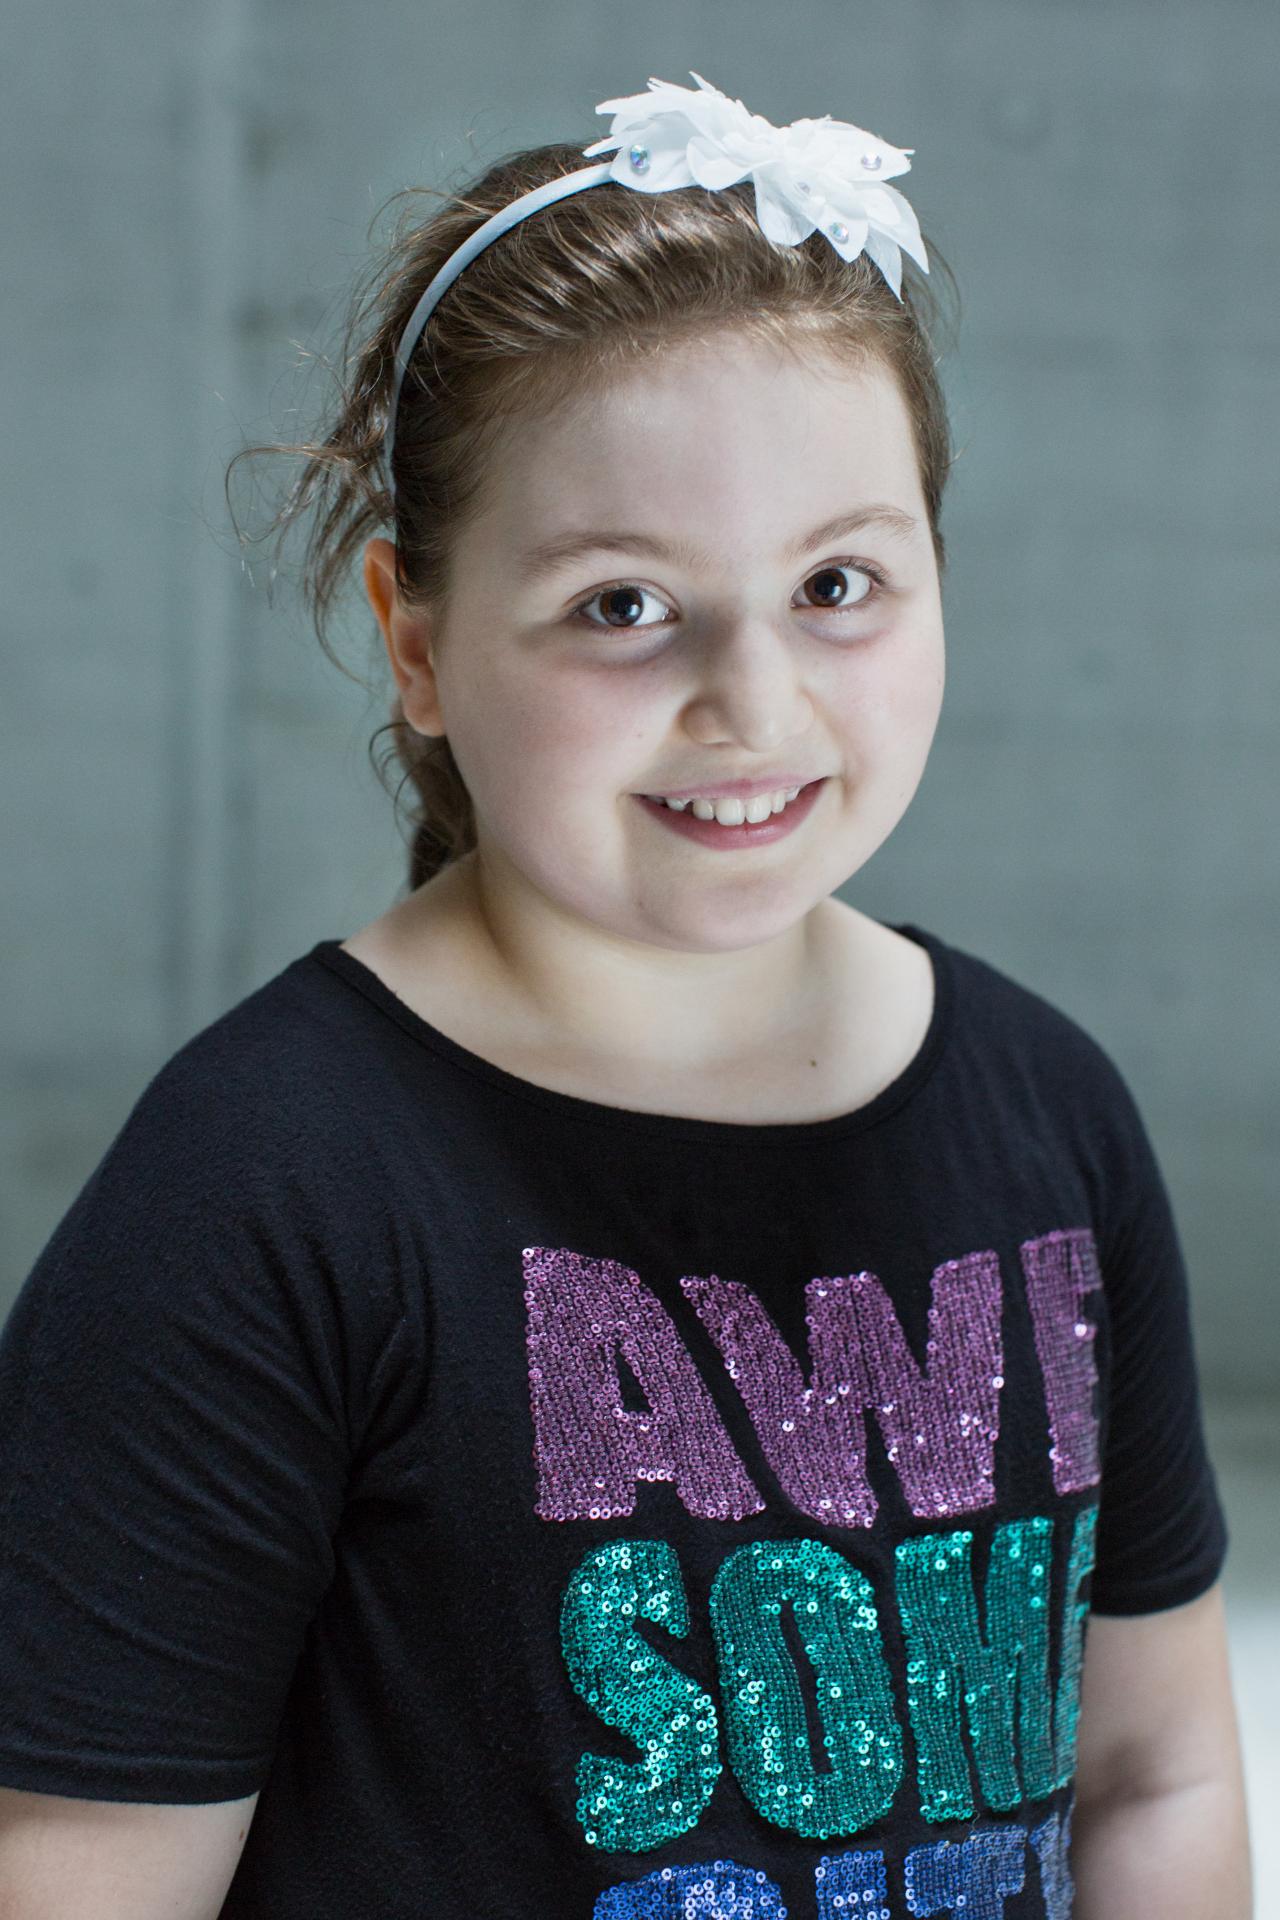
left=1087, top=1059, right=1230, bottom=1616
left=0, top=1053, right=360, bottom=1804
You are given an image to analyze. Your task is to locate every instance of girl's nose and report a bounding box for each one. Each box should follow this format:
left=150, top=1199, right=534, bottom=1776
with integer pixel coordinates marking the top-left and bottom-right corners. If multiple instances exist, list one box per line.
left=679, top=621, right=816, bottom=751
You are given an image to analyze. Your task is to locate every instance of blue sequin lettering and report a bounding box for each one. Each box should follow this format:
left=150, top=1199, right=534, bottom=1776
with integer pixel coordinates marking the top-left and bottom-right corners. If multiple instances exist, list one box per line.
left=1029, top=1802, right=1074, bottom=1920
left=814, top=1847, right=890, bottom=1917
left=593, top=1859, right=787, bottom=1917
left=903, top=1825, right=1026, bottom=1915
left=593, top=1805, right=1075, bottom=1917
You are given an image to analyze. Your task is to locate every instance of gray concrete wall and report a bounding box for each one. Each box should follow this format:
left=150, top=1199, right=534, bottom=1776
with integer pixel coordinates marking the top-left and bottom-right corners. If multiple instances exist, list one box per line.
left=4, top=1, right=1277, bottom=1393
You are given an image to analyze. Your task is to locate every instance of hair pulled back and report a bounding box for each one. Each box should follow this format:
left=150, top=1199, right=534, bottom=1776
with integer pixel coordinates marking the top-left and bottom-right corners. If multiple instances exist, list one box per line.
left=232, top=138, right=959, bottom=893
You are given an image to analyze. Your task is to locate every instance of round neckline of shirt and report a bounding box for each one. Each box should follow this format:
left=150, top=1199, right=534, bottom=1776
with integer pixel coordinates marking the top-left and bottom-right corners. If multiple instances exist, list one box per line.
left=306, top=918, right=955, bottom=1144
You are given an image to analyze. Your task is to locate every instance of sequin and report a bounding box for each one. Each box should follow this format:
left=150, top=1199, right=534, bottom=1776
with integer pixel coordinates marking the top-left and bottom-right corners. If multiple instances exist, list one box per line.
left=525, top=1248, right=765, bottom=1523
left=709, top=1537, right=902, bottom=1838
left=903, top=1824, right=1026, bottom=1916
left=1029, top=1801, right=1075, bottom=1920
left=1021, top=1231, right=1103, bottom=1495
left=593, top=1858, right=787, bottom=1917
left=561, top=1538, right=722, bottom=1852
left=814, top=1847, right=890, bottom=1917
left=1054, top=1508, right=1097, bottom=1785
left=683, top=1252, right=1003, bottom=1526
left=895, top=1518, right=1056, bottom=1820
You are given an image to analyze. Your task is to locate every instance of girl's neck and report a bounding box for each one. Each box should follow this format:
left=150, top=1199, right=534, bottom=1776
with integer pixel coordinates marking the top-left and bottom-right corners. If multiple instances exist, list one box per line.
left=339, top=856, right=934, bottom=1126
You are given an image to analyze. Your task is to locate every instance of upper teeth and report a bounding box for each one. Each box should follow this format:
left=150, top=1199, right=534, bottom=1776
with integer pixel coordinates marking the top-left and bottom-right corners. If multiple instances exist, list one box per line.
left=648, top=786, right=804, bottom=824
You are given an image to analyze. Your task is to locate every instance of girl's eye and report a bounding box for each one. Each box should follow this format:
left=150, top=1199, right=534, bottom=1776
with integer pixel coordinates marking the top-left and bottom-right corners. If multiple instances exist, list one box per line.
left=571, top=581, right=672, bottom=632
left=569, top=560, right=888, bottom=633
left=796, top=561, right=886, bottom=616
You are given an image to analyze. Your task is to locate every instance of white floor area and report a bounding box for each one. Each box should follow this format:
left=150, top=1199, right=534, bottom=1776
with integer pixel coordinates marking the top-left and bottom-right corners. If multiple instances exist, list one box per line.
left=1202, top=1395, right=1279, bottom=1916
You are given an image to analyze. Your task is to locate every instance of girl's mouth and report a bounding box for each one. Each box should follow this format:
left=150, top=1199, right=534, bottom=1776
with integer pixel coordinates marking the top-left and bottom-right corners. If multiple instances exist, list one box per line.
left=632, top=778, right=827, bottom=849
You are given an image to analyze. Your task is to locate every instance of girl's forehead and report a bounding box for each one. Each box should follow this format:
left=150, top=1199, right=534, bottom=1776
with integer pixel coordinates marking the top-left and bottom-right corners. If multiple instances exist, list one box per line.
left=483, top=354, right=921, bottom=543
left=563, top=335, right=904, bottom=422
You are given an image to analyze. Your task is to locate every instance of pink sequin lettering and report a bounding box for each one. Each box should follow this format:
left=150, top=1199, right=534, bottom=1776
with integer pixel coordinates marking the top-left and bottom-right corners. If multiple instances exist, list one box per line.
left=1021, top=1230, right=1102, bottom=1494
left=524, top=1247, right=765, bottom=1523
left=683, top=1255, right=1003, bottom=1525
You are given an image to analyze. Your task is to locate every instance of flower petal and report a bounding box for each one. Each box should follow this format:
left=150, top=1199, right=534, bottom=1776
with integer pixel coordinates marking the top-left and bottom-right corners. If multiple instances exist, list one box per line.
left=751, top=178, right=817, bottom=248
left=857, top=185, right=906, bottom=229
left=583, top=72, right=928, bottom=281
left=687, top=135, right=753, bottom=191
left=824, top=213, right=871, bottom=264
left=873, top=183, right=929, bottom=271
left=862, top=227, right=905, bottom=300
left=799, top=118, right=914, bottom=184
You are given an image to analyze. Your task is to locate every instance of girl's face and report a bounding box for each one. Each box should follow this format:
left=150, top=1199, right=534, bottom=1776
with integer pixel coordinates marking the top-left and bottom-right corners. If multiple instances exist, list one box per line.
left=370, top=333, right=945, bottom=959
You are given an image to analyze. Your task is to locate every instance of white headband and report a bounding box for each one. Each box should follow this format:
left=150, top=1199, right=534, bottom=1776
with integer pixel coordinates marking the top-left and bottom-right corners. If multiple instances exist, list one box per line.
left=384, top=70, right=927, bottom=502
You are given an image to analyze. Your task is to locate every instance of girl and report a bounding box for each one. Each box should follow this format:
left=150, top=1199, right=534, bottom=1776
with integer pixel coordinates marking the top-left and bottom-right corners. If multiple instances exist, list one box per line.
left=0, top=72, right=1252, bottom=1920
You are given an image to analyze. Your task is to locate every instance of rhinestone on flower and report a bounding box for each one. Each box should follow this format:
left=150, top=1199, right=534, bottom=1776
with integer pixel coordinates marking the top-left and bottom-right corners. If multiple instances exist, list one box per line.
left=628, top=143, right=650, bottom=173
left=862, top=153, right=884, bottom=171
left=829, top=222, right=849, bottom=243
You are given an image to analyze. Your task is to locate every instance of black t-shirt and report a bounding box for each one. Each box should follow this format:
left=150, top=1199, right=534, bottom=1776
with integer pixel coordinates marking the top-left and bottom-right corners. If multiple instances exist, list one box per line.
left=0, top=922, right=1228, bottom=1918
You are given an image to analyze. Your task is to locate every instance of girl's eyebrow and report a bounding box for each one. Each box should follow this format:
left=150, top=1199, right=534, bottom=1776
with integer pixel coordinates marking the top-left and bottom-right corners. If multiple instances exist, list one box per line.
left=519, top=504, right=921, bottom=582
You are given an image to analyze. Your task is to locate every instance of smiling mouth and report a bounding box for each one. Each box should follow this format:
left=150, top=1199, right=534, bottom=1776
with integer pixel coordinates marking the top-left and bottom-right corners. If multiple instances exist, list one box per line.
left=634, top=779, right=822, bottom=821
left=631, top=777, right=828, bottom=841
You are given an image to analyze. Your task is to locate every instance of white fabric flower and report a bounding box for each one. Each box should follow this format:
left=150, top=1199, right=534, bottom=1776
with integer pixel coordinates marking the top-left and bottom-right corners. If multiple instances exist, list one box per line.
left=583, top=70, right=928, bottom=300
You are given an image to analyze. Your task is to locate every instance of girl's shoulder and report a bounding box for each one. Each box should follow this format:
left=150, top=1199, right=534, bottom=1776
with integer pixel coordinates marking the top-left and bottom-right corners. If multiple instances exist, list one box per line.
left=61, top=943, right=405, bottom=1261
left=928, top=922, right=1164, bottom=1198
left=933, top=920, right=1134, bottom=1086
left=16, top=945, right=425, bottom=1380
left=818, top=901, right=1142, bottom=1135
left=135, top=946, right=371, bottom=1146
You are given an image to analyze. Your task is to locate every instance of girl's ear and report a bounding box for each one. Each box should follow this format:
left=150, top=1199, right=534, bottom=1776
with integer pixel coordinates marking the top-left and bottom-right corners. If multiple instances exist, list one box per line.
left=363, top=536, right=447, bottom=738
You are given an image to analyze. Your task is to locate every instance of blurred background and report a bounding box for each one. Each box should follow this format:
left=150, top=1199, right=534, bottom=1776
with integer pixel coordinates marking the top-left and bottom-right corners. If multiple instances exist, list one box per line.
left=3, top=0, right=1277, bottom=1900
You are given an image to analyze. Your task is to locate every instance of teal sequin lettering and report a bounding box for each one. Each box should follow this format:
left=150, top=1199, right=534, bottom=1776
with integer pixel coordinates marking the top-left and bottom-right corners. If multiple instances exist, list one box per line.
left=895, top=1518, right=1055, bottom=1820
left=560, top=1539, right=721, bottom=1852
left=1054, top=1506, right=1097, bottom=1787
left=990, top=1519, right=1056, bottom=1801
left=709, top=1537, right=902, bottom=1839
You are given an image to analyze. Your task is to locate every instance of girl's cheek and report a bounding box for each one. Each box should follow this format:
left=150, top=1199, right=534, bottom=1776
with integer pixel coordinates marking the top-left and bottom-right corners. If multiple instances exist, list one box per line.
left=451, top=696, right=623, bottom=815
left=522, top=670, right=655, bottom=757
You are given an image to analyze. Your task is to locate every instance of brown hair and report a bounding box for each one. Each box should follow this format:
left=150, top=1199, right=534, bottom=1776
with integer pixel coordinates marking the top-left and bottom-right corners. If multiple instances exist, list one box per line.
left=230, top=139, right=960, bottom=893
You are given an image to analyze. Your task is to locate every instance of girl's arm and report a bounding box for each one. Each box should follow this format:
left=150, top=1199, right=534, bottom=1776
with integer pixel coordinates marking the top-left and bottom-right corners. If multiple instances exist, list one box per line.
left=1071, top=1581, right=1253, bottom=1916
left=0, top=1786, right=258, bottom=1918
